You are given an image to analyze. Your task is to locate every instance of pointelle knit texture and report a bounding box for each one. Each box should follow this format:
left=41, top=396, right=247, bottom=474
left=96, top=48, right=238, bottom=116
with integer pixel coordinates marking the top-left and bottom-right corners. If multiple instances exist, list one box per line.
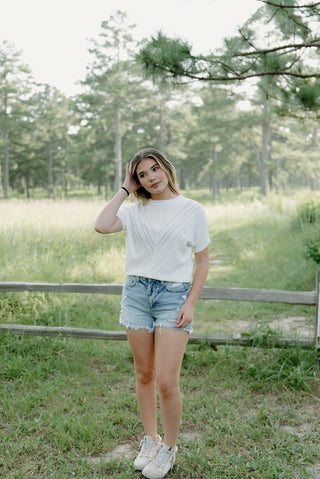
left=117, top=195, right=210, bottom=283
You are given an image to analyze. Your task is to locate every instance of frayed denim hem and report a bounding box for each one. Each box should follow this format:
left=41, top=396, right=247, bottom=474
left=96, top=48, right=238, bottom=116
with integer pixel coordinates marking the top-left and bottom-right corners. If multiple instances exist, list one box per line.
left=119, top=317, right=192, bottom=335
left=119, top=317, right=154, bottom=334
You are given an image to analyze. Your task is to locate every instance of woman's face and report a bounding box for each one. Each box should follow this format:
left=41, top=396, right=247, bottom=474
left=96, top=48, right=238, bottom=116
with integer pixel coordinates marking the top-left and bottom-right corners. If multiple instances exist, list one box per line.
left=136, top=158, right=172, bottom=200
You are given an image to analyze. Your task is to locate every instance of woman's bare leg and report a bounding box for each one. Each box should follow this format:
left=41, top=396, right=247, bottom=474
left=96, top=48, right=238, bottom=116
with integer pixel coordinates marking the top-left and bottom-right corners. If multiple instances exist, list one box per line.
left=154, top=328, right=189, bottom=447
left=126, top=328, right=157, bottom=439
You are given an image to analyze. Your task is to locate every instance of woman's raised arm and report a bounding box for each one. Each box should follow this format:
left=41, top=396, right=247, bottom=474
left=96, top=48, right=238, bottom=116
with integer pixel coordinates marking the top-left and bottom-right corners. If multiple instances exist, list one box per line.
left=94, top=163, right=139, bottom=234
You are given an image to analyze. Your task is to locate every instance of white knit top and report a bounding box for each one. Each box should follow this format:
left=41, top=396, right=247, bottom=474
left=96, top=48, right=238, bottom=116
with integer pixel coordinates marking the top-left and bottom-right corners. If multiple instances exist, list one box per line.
left=117, top=195, right=210, bottom=282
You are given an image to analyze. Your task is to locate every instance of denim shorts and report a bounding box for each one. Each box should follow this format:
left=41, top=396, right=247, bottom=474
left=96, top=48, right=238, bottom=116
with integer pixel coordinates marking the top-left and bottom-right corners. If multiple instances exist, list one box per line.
left=120, top=276, right=192, bottom=333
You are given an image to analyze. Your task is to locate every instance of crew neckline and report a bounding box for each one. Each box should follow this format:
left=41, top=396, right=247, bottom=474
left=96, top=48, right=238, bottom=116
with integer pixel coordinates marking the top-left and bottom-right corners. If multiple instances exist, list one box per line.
left=149, top=195, right=182, bottom=204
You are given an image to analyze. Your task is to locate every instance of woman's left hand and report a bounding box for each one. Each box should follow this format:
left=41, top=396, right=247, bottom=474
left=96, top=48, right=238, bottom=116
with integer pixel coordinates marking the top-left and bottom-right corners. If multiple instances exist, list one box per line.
left=175, top=301, right=194, bottom=328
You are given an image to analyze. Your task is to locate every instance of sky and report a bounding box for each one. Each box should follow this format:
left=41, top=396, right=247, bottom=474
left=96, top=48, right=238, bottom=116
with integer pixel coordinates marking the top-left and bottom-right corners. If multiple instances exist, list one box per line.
left=0, top=0, right=260, bottom=96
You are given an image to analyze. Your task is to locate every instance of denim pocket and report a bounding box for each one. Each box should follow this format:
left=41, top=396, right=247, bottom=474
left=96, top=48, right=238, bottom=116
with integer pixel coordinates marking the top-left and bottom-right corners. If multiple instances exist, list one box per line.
left=124, top=275, right=139, bottom=287
left=163, top=281, right=190, bottom=293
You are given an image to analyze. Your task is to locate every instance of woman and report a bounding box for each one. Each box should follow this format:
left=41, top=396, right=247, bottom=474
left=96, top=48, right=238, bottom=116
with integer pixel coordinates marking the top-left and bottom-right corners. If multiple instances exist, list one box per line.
left=94, top=148, right=210, bottom=479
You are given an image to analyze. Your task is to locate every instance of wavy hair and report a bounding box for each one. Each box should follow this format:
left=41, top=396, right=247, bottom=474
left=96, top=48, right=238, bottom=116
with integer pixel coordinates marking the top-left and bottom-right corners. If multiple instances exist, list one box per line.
left=130, top=148, right=180, bottom=203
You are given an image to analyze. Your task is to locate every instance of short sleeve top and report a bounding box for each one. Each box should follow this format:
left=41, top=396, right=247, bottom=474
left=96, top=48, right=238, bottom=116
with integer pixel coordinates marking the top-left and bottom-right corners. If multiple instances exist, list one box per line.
left=117, top=195, right=210, bottom=282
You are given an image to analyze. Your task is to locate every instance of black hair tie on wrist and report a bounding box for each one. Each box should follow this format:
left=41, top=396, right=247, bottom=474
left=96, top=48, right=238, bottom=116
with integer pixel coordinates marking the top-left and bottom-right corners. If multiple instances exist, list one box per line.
left=121, top=186, right=130, bottom=196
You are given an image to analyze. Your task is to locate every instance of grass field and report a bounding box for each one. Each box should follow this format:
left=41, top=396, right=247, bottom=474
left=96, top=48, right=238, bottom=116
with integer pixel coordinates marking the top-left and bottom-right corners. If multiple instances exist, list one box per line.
left=1, top=189, right=320, bottom=478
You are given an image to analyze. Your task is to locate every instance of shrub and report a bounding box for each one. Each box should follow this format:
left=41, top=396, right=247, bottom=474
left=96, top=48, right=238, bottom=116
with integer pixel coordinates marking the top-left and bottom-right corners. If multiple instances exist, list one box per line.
left=290, top=197, right=320, bottom=264
left=304, top=238, right=320, bottom=264
left=292, top=198, right=320, bottom=229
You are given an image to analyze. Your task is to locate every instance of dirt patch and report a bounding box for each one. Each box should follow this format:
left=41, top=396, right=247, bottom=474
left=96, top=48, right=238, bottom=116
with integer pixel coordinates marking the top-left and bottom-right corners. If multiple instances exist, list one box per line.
left=84, top=433, right=202, bottom=465
left=306, top=462, right=320, bottom=479
left=213, top=316, right=314, bottom=338
left=268, top=316, right=314, bottom=338
left=281, top=424, right=314, bottom=437
left=180, top=432, right=201, bottom=443
left=85, top=443, right=136, bottom=465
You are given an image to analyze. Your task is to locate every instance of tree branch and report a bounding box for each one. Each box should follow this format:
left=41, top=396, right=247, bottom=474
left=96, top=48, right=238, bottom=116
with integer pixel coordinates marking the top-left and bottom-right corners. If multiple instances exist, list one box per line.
left=145, top=59, right=320, bottom=82
left=258, top=0, right=320, bottom=9
left=138, top=3, right=320, bottom=85
left=232, top=38, right=320, bottom=57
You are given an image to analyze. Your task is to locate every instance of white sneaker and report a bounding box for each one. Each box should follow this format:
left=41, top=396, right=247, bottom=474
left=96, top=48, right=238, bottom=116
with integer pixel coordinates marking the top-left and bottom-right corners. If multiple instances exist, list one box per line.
left=134, top=435, right=162, bottom=471
left=142, top=443, right=177, bottom=479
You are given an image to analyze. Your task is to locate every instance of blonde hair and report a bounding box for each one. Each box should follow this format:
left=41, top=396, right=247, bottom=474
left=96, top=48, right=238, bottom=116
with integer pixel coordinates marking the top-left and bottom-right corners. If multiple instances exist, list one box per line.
left=130, top=148, right=180, bottom=203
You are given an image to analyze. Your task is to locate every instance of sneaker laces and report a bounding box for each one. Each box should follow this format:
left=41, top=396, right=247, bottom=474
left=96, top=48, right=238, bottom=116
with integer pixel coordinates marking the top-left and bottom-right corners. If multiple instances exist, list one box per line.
left=139, top=437, right=156, bottom=459
left=152, top=446, right=174, bottom=469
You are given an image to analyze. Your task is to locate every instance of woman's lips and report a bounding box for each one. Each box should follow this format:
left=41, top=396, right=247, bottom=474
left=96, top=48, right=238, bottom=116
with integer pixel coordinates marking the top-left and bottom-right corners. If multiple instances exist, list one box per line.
left=151, top=182, right=160, bottom=188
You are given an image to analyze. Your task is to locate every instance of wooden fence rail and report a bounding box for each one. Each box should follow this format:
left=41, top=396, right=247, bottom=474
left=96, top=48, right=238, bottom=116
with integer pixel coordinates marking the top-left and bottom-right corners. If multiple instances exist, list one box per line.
left=0, top=281, right=317, bottom=304
left=1, top=275, right=320, bottom=350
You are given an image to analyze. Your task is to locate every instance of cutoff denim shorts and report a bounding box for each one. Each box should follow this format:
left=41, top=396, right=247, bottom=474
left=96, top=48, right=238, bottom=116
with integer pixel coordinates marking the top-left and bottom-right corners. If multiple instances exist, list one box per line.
left=120, top=275, right=192, bottom=333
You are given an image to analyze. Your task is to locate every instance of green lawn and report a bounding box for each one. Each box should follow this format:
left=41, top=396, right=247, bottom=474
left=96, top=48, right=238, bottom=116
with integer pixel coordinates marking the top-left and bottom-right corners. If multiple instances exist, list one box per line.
left=0, top=190, right=319, bottom=478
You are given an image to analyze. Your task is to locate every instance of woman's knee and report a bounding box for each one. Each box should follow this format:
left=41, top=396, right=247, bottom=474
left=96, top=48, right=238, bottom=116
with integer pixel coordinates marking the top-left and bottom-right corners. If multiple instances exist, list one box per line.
left=156, top=376, right=179, bottom=399
left=136, top=367, right=155, bottom=386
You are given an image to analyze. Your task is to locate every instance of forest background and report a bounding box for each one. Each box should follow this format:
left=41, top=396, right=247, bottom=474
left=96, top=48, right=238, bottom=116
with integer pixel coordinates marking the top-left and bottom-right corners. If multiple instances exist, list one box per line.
left=0, top=1, right=319, bottom=201
left=1, top=3, right=320, bottom=476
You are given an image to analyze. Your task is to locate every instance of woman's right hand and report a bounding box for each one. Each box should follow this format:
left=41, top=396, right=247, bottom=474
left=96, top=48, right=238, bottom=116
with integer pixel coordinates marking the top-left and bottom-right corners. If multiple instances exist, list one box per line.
left=94, top=162, right=139, bottom=234
left=123, top=162, right=140, bottom=194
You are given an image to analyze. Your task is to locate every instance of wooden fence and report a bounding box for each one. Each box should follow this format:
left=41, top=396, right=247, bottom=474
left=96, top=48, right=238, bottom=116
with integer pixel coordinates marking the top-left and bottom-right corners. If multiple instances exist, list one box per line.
left=1, top=272, right=320, bottom=350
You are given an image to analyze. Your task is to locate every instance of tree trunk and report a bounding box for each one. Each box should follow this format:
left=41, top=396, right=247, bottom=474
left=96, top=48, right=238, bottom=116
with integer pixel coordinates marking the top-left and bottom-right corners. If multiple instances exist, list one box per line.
left=105, top=145, right=109, bottom=201
left=260, top=95, right=270, bottom=196
left=310, top=127, right=318, bottom=190
left=3, top=93, right=10, bottom=198
left=26, top=174, right=30, bottom=199
left=48, top=141, right=53, bottom=199
left=3, top=134, right=9, bottom=198
left=113, top=96, right=122, bottom=192
left=211, top=142, right=218, bottom=196
left=311, top=127, right=317, bottom=148
left=159, top=95, right=166, bottom=152
left=64, top=137, right=68, bottom=197
left=179, top=164, right=186, bottom=190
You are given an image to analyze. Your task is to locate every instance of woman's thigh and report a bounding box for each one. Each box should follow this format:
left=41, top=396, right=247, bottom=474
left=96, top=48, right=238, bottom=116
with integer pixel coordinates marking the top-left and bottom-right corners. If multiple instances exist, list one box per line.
left=154, top=328, right=189, bottom=385
left=126, top=328, right=155, bottom=374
